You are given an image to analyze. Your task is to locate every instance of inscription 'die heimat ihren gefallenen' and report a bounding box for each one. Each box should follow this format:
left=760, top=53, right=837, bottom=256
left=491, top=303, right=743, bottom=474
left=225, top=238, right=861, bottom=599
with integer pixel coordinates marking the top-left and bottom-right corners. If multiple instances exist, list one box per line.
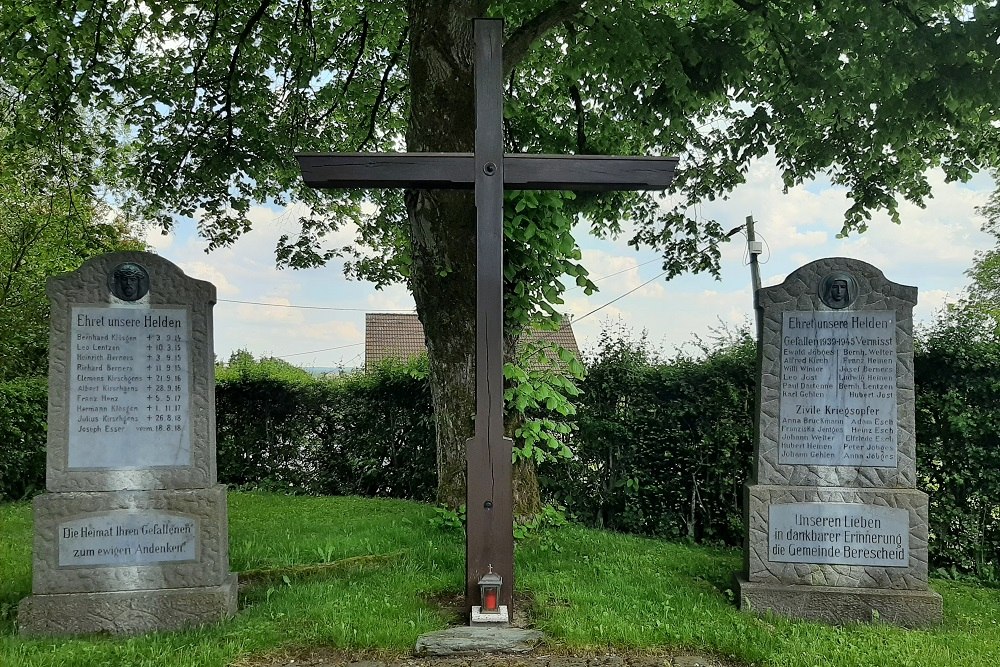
left=768, top=502, right=908, bottom=567
left=69, top=306, right=191, bottom=469
left=778, top=311, right=897, bottom=467
left=57, top=512, right=198, bottom=567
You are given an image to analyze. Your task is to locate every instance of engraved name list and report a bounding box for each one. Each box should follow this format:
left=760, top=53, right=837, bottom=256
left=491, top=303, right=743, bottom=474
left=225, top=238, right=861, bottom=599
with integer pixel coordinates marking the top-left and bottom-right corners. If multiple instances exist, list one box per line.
left=778, top=311, right=897, bottom=467
left=69, top=306, right=191, bottom=469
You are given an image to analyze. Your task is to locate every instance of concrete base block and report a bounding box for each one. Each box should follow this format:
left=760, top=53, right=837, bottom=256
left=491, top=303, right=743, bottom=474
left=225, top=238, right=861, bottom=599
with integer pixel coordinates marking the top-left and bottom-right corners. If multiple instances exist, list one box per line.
left=470, top=604, right=509, bottom=625
left=736, top=575, right=942, bottom=628
left=18, top=575, right=238, bottom=636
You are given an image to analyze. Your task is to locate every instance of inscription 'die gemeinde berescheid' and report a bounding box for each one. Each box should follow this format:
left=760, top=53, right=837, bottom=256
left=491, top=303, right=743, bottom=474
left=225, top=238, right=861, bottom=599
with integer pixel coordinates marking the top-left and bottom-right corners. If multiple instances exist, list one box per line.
left=779, top=311, right=897, bottom=467
left=69, top=306, right=191, bottom=469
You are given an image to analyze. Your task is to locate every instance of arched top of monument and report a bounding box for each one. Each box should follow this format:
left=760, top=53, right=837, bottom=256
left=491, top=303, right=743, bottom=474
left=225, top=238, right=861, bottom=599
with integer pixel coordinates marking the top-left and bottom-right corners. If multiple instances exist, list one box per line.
left=46, top=251, right=216, bottom=307
left=758, top=257, right=917, bottom=313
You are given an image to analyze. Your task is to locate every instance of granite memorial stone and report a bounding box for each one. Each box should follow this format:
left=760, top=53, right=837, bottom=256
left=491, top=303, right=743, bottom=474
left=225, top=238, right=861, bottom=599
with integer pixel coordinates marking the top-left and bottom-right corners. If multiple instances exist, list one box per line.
left=736, top=257, right=942, bottom=627
left=18, top=251, right=238, bottom=636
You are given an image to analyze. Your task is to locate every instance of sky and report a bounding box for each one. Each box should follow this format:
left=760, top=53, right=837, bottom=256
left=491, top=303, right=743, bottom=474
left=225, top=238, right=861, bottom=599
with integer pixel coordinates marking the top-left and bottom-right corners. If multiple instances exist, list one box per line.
left=144, top=156, right=996, bottom=369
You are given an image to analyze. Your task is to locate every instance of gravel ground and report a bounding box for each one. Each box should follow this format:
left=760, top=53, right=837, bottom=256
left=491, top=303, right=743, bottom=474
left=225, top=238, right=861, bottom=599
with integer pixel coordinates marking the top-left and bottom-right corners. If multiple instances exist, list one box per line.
left=234, top=649, right=747, bottom=667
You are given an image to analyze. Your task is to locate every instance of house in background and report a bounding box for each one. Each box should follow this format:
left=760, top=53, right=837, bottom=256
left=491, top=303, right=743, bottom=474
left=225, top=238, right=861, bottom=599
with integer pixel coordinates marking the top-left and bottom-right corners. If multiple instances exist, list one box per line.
left=365, top=312, right=581, bottom=371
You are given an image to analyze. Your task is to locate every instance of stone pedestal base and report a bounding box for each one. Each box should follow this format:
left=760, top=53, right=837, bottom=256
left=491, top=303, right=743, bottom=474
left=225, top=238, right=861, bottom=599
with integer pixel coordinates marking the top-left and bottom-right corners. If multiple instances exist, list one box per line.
left=18, top=575, right=238, bottom=636
left=736, top=576, right=942, bottom=628
left=29, top=486, right=234, bottom=594
left=470, top=604, right=510, bottom=625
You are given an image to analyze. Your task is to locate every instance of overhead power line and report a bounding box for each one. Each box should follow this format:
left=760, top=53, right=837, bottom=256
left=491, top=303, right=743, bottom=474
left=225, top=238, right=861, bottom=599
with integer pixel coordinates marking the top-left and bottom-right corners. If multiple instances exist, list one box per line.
left=573, top=224, right=746, bottom=324
left=225, top=225, right=745, bottom=355
left=218, top=298, right=414, bottom=312
left=274, top=342, right=364, bottom=358
left=573, top=270, right=670, bottom=323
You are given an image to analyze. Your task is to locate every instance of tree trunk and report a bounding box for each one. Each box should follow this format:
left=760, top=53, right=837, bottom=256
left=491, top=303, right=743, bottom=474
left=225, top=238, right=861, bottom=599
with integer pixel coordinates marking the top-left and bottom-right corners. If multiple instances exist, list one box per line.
left=405, top=2, right=541, bottom=517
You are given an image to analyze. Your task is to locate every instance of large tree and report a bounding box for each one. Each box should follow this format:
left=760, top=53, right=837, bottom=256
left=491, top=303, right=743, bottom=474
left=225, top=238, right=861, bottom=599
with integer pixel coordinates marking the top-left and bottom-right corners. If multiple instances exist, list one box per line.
left=3, top=1, right=997, bottom=508
left=0, top=136, right=144, bottom=380
left=968, top=170, right=1000, bottom=322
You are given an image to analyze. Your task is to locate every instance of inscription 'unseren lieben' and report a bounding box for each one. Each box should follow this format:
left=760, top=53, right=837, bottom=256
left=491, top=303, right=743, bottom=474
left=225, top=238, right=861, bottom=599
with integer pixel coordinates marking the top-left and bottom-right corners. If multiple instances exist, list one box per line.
left=768, top=502, right=908, bottom=567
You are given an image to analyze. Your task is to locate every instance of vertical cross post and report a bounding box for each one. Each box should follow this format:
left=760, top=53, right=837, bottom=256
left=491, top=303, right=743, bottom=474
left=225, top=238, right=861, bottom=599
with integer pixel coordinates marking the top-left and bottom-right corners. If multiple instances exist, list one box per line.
left=296, top=17, right=678, bottom=623
left=466, top=18, right=515, bottom=615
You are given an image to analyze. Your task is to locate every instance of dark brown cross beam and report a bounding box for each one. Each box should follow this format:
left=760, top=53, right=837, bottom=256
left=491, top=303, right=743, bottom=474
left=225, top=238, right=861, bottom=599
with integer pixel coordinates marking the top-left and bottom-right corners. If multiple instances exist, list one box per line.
left=297, top=18, right=677, bottom=619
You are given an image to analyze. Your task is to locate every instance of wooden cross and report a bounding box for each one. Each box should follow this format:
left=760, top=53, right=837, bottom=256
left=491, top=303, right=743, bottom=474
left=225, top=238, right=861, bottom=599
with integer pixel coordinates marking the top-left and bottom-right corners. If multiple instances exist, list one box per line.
left=297, top=18, right=677, bottom=618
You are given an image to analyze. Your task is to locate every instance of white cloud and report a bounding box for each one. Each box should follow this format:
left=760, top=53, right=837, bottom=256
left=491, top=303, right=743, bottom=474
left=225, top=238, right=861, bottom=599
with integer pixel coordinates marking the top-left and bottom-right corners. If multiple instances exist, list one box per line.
left=366, top=284, right=416, bottom=312
left=148, top=159, right=994, bottom=367
left=567, top=157, right=994, bottom=355
left=144, top=227, right=175, bottom=252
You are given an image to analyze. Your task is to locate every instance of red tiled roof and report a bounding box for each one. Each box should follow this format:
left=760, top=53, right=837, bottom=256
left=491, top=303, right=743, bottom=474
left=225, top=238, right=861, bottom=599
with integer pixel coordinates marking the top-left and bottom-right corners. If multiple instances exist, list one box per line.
left=365, top=313, right=428, bottom=367
left=365, top=312, right=580, bottom=370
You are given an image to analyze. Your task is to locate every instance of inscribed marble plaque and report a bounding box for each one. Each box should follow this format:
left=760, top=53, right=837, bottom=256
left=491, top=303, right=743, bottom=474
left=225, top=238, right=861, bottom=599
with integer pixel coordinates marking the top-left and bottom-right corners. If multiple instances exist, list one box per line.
left=778, top=311, right=897, bottom=467
left=69, top=306, right=191, bottom=469
left=57, top=511, right=199, bottom=567
left=768, top=502, right=908, bottom=567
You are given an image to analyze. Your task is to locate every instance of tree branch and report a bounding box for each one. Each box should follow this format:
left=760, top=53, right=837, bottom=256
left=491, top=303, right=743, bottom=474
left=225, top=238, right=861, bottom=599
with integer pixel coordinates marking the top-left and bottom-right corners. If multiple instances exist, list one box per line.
left=568, top=83, right=587, bottom=153
left=357, top=25, right=409, bottom=151
left=341, top=14, right=369, bottom=98
left=5, top=15, right=37, bottom=45
left=192, top=0, right=223, bottom=92
left=503, top=0, right=585, bottom=76
left=729, top=0, right=764, bottom=13
left=313, top=15, right=367, bottom=130
left=888, top=1, right=930, bottom=32
left=225, top=0, right=274, bottom=145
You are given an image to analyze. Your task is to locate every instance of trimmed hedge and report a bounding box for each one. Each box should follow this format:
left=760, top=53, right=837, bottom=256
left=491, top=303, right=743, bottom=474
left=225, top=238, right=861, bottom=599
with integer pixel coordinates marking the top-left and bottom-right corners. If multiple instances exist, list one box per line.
left=215, top=360, right=437, bottom=500
left=540, top=331, right=755, bottom=545
left=538, top=319, right=1000, bottom=579
left=2, top=322, right=998, bottom=579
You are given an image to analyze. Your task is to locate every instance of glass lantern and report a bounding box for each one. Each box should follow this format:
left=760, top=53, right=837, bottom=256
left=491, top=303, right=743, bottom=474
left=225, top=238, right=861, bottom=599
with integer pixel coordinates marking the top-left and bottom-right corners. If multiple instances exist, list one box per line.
left=478, top=564, right=502, bottom=613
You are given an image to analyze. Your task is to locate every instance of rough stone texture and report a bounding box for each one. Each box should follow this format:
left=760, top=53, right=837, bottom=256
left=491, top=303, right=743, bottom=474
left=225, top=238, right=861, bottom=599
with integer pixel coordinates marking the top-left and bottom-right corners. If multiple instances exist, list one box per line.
left=735, top=576, right=942, bottom=627
left=17, top=576, right=238, bottom=636
left=744, top=485, right=930, bottom=588
left=740, top=258, right=939, bottom=627
left=415, top=627, right=544, bottom=656
left=19, top=251, right=236, bottom=636
left=45, top=251, right=217, bottom=492
left=753, top=258, right=917, bottom=489
left=29, top=486, right=232, bottom=594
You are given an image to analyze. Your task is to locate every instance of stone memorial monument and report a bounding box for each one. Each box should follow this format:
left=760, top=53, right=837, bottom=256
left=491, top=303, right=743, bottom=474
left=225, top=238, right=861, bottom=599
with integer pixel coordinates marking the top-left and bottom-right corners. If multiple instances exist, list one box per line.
left=736, top=257, right=942, bottom=627
left=18, top=251, right=238, bottom=635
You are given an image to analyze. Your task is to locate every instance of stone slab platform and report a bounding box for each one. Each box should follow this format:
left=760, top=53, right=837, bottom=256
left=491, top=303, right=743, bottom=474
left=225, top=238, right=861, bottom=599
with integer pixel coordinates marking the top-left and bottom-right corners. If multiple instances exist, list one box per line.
left=415, top=627, right=543, bottom=656
left=736, top=575, right=942, bottom=628
left=18, top=575, right=238, bottom=636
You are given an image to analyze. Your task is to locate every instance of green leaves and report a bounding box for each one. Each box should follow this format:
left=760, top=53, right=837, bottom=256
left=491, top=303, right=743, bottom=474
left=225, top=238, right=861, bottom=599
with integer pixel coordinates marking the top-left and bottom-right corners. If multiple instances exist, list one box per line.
left=504, top=334, right=584, bottom=466
left=3, top=1, right=998, bottom=274
left=6, top=0, right=999, bottom=511
left=0, top=137, right=144, bottom=380
left=916, top=300, right=1000, bottom=579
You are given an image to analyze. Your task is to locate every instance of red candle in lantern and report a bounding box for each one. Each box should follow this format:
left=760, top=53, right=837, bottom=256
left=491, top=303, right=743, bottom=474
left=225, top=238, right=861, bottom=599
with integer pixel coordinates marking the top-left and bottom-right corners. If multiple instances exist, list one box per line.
left=478, top=565, right=502, bottom=614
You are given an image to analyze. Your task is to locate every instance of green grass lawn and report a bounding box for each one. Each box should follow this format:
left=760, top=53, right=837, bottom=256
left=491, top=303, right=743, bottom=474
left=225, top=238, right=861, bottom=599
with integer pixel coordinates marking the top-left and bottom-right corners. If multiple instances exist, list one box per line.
left=2, top=493, right=999, bottom=667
